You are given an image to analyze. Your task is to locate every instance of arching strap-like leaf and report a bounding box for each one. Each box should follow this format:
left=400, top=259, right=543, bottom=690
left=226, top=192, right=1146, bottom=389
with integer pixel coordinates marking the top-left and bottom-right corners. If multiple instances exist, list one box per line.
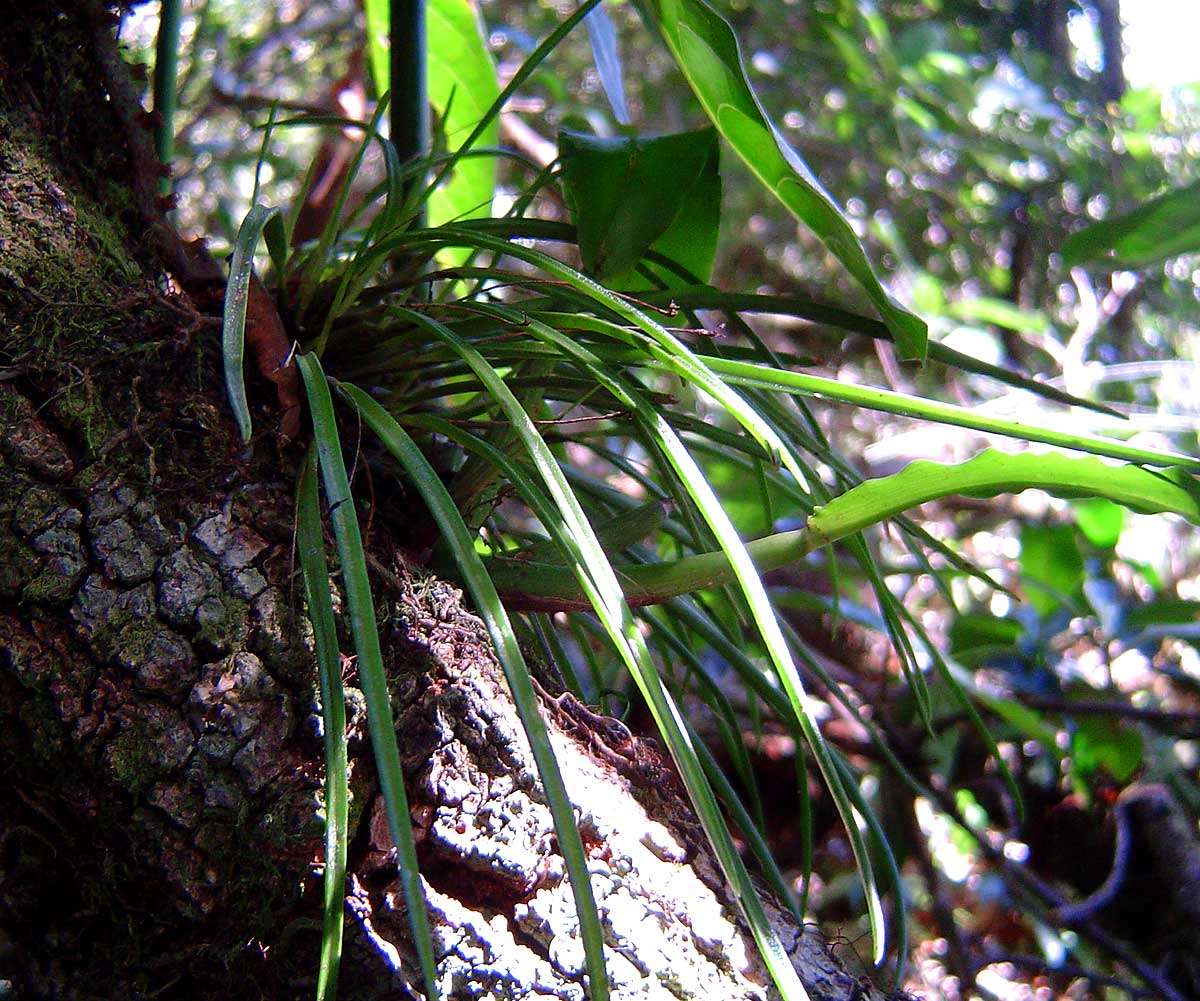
left=296, top=453, right=350, bottom=1001
left=487, top=451, right=1200, bottom=609
left=804, top=450, right=1200, bottom=546
left=337, top=382, right=613, bottom=1001
left=644, top=0, right=927, bottom=358
left=296, top=354, right=441, bottom=1001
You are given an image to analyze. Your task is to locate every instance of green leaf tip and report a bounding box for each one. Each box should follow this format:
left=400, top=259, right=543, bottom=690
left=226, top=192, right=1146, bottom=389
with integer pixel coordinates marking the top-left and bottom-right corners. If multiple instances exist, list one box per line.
left=645, top=0, right=927, bottom=358
left=805, top=450, right=1200, bottom=547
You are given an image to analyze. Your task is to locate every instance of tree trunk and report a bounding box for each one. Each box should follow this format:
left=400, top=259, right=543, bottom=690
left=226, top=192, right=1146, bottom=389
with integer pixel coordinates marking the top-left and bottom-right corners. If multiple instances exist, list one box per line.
left=0, top=6, right=880, bottom=999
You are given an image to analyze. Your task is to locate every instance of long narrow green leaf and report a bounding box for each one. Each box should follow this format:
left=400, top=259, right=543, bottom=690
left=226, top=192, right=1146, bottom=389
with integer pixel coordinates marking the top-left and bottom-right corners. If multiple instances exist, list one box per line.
left=427, top=216, right=1123, bottom=417
left=501, top=310, right=889, bottom=965
left=513, top=311, right=1186, bottom=468
left=296, top=97, right=391, bottom=317
left=337, top=382, right=612, bottom=1001
left=399, top=228, right=818, bottom=491
left=689, top=356, right=1200, bottom=469
left=643, top=0, right=926, bottom=358
left=486, top=449, right=1200, bottom=608
left=386, top=307, right=816, bottom=1001
left=221, top=204, right=281, bottom=442
left=629, top=287, right=1124, bottom=418
left=296, top=354, right=440, bottom=1001
left=392, top=230, right=1191, bottom=480
left=645, top=613, right=795, bottom=916
left=297, top=452, right=350, bottom=1001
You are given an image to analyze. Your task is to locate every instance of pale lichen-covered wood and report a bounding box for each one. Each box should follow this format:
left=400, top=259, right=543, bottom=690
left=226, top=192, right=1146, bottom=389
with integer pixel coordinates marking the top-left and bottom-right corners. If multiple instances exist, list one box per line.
left=349, top=571, right=882, bottom=1001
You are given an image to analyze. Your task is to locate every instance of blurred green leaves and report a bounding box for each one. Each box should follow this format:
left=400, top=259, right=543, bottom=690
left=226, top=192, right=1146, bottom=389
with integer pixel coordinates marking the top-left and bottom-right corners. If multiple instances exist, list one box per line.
left=1071, top=715, right=1143, bottom=784
left=1020, top=523, right=1084, bottom=618
left=1063, top=179, right=1200, bottom=269
left=1073, top=498, right=1126, bottom=549
left=364, top=0, right=499, bottom=226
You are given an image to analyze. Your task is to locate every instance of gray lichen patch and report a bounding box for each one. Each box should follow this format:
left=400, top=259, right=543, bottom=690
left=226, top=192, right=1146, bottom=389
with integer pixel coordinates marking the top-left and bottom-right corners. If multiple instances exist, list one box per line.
left=249, top=586, right=314, bottom=685
left=157, top=547, right=222, bottom=628
left=352, top=567, right=876, bottom=1001
left=155, top=546, right=251, bottom=656
left=0, top=391, right=75, bottom=482
left=187, top=652, right=295, bottom=795
left=91, top=515, right=158, bottom=584
left=193, top=512, right=268, bottom=570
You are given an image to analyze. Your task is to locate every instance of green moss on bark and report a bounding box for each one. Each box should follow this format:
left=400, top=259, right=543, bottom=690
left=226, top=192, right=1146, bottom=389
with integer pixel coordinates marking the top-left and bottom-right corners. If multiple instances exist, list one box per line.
left=0, top=115, right=139, bottom=351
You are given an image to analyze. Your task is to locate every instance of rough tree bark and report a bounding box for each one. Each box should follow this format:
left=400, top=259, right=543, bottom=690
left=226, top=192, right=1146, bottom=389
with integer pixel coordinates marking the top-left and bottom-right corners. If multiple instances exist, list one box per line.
left=0, top=6, right=885, bottom=999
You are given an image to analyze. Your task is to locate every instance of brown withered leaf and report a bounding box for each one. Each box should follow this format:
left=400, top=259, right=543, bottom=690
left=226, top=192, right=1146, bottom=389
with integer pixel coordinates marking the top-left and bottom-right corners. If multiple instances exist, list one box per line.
left=246, top=273, right=302, bottom=442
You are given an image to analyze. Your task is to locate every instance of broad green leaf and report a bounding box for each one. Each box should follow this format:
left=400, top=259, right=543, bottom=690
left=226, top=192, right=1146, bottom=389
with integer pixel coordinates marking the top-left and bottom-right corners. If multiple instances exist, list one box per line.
left=363, top=0, right=499, bottom=226
left=1125, top=598, right=1200, bottom=632
left=558, top=128, right=721, bottom=282
left=1062, top=179, right=1200, bottom=269
left=644, top=0, right=927, bottom=358
left=363, top=0, right=389, bottom=102
left=421, top=0, right=603, bottom=206
left=1020, top=523, right=1083, bottom=618
left=980, top=694, right=1059, bottom=752
left=1071, top=716, right=1143, bottom=783
left=948, top=614, right=1023, bottom=656
left=427, top=0, right=500, bottom=226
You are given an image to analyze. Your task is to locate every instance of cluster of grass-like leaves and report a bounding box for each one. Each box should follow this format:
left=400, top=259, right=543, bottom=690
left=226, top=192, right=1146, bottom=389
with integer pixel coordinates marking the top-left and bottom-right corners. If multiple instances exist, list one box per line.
left=212, top=3, right=1200, bottom=999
